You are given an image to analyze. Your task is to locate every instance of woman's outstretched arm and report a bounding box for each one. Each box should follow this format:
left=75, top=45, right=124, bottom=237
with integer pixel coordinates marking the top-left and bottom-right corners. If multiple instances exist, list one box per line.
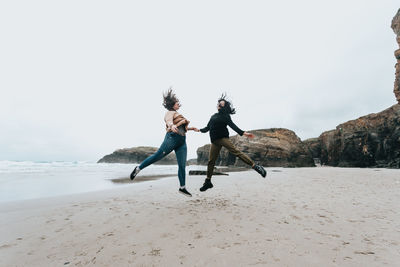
left=187, top=127, right=200, bottom=132
left=200, top=120, right=211, bottom=133
left=226, top=115, right=254, bottom=138
left=226, top=115, right=244, bottom=136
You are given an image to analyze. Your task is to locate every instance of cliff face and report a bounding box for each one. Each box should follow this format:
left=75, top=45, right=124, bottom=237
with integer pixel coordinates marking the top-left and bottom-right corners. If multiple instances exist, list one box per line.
left=303, top=137, right=321, bottom=159
left=392, top=8, right=400, bottom=103
left=197, top=128, right=315, bottom=167
left=300, top=11, right=400, bottom=168
left=97, top=146, right=176, bottom=164
left=305, top=104, right=400, bottom=168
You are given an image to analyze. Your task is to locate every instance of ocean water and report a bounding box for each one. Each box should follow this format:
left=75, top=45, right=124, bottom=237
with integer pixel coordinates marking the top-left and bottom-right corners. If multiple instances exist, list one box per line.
left=0, top=161, right=205, bottom=203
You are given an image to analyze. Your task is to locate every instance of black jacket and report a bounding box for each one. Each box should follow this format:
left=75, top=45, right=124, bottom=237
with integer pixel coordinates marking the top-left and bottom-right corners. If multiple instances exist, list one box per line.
left=200, top=111, right=244, bottom=143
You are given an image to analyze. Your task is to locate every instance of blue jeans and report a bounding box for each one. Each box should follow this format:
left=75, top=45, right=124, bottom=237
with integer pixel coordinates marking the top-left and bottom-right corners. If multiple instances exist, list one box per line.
left=139, top=132, right=187, bottom=187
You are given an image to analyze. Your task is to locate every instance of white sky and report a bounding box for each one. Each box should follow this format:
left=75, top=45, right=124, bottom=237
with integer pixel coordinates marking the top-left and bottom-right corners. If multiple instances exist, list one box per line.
left=1, top=1, right=399, bottom=162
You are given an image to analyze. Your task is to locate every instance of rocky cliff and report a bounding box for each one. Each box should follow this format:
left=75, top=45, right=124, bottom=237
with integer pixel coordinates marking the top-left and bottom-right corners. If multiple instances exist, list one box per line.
left=392, top=8, right=400, bottom=103
left=303, top=137, right=321, bottom=159
left=197, top=129, right=315, bottom=167
left=299, top=11, right=400, bottom=168
left=304, top=104, right=400, bottom=168
left=97, top=146, right=176, bottom=164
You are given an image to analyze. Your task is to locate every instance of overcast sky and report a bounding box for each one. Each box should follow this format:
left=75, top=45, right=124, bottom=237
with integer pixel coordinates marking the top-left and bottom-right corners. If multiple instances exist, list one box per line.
left=1, top=1, right=399, bottom=162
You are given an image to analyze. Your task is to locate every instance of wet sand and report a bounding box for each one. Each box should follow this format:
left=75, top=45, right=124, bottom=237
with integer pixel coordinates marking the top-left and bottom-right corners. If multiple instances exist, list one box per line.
left=110, top=174, right=176, bottom=184
left=1, top=167, right=399, bottom=266
left=109, top=166, right=245, bottom=184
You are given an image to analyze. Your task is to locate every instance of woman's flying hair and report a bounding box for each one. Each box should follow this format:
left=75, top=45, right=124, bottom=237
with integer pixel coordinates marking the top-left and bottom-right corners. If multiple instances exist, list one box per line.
left=218, top=93, right=236, bottom=115
left=163, top=88, right=179, bottom=111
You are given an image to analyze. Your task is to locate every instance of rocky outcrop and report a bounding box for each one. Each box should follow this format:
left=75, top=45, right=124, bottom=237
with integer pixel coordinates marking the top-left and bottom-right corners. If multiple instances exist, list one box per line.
left=299, top=11, right=400, bottom=168
left=97, top=146, right=176, bottom=164
left=303, top=137, right=320, bottom=159
left=305, top=104, right=400, bottom=168
left=197, top=128, right=315, bottom=167
left=392, top=9, right=400, bottom=103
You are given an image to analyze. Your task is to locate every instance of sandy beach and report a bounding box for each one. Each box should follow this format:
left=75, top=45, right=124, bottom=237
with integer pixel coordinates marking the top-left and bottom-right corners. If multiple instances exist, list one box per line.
left=1, top=167, right=399, bottom=266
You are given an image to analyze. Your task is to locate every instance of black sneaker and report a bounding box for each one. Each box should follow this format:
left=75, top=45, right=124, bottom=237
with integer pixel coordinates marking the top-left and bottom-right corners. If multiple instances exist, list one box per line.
left=200, top=179, right=213, bottom=192
left=179, top=188, right=192, bottom=197
left=130, top=166, right=140, bottom=180
left=253, top=164, right=267, bottom=178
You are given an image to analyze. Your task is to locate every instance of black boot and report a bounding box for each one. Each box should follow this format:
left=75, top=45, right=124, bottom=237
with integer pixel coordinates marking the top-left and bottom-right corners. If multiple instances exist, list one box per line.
left=200, top=178, right=213, bottom=192
left=130, top=166, right=140, bottom=180
left=253, top=164, right=267, bottom=178
left=179, top=187, right=192, bottom=197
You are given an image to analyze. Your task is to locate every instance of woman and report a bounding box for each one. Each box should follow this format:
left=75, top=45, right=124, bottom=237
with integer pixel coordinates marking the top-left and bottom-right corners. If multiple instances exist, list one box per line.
left=199, top=94, right=267, bottom=192
left=130, top=89, right=199, bottom=197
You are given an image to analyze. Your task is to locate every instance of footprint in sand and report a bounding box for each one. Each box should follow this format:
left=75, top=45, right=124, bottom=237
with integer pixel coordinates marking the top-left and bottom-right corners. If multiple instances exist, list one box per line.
left=354, top=251, right=375, bottom=255
left=104, top=232, right=114, bottom=237
left=0, top=243, right=16, bottom=249
left=160, top=233, right=172, bottom=238
left=75, top=251, right=88, bottom=257
left=148, top=248, right=161, bottom=256
left=194, top=232, right=203, bottom=239
left=290, top=214, right=301, bottom=220
left=96, top=246, right=104, bottom=254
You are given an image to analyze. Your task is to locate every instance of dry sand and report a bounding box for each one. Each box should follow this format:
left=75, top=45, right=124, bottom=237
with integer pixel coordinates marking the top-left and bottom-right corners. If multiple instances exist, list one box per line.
left=1, top=167, right=399, bottom=266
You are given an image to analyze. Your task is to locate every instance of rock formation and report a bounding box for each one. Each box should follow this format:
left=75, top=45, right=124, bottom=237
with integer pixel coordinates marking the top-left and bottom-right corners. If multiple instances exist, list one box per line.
left=300, top=12, right=400, bottom=169
left=97, top=146, right=176, bottom=164
left=304, top=104, right=400, bottom=168
left=100, top=10, right=400, bottom=169
left=197, top=129, right=315, bottom=167
left=392, top=8, right=400, bottom=103
left=303, top=137, right=320, bottom=159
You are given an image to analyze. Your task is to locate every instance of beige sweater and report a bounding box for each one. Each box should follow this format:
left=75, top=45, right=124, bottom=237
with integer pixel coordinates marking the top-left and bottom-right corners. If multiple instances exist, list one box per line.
left=164, top=111, right=190, bottom=134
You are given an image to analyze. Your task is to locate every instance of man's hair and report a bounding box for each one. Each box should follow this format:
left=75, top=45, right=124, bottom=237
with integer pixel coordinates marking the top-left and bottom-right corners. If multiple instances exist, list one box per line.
left=163, top=88, right=179, bottom=111
left=218, top=93, right=236, bottom=115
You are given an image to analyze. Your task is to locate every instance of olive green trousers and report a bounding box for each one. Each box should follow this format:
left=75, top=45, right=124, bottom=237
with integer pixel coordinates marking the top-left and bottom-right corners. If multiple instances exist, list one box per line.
left=207, top=138, right=255, bottom=178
